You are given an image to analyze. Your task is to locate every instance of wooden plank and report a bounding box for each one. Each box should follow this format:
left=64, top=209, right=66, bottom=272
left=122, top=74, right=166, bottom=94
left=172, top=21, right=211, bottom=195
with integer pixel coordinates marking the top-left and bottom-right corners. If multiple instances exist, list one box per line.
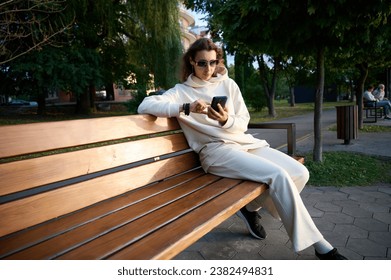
left=55, top=178, right=243, bottom=259
left=293, top=156, right=305, bottom=164
left=0, top=133, right=189, bottom=196
left=0, top=115, right=180, bottom=158
left=0, top=153, right=200, bottom=237
left=108, top=181, right=267, bottom=260
left=4, top=173, right=220, bottom=259
left=0, top=169, right=206, bottom=258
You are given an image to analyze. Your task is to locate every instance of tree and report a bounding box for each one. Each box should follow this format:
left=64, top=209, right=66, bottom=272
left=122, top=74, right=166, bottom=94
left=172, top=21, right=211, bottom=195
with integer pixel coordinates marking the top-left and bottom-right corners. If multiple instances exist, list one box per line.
left=234, top=53, right=266, bottom=111
left=2, top=0, right=182, bottom=115
left=0, top=0, right=75, bottom=65
left=126, top=0, right=182, bottom=91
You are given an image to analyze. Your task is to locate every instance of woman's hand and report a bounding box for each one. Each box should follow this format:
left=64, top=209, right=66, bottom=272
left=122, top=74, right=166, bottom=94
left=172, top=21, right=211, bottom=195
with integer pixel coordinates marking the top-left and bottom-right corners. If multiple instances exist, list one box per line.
left=208, top=103, right=228, bottom=126
left=188, top=99, right=228, bottom=126
left=190, top=99, right=208, bottom=114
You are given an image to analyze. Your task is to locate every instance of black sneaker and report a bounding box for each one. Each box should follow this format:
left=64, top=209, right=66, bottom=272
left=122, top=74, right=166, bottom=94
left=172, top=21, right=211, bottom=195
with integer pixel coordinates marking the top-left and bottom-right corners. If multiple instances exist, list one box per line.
left=236, top=207, right=267, bottom=239
left=315, top=248, right=348, bottom=260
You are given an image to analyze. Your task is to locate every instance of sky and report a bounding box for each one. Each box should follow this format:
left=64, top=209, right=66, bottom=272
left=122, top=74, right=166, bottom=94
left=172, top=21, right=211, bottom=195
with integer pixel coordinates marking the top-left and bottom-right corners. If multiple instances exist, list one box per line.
left=188, top=9, right=208, bottom=27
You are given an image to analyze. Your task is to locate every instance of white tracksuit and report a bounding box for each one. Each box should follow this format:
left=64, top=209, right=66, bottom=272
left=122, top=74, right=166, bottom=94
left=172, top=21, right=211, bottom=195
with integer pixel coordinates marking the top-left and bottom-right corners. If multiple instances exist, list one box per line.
left=137, top=69, right=324, bottom=252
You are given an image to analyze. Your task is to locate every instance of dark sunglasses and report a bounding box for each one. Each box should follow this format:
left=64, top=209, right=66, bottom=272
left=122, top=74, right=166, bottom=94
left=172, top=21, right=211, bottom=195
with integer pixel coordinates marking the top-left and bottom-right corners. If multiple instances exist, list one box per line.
left=194, top=59, right=219, bottom=68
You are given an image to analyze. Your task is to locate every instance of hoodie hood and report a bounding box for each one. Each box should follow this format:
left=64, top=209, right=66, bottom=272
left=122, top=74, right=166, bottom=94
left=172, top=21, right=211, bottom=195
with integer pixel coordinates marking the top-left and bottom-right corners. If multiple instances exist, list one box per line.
left=184, top=67, right=228, bottom=88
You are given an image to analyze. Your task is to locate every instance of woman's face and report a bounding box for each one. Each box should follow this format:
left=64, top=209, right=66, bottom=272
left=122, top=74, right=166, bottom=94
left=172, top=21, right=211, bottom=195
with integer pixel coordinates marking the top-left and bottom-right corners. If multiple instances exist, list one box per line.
left=191, top=50, right=218, bottom=81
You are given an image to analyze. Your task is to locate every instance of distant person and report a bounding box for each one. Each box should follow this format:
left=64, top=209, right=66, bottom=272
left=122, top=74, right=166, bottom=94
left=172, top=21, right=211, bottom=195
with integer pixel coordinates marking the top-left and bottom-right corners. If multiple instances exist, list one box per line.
left=363, top=85, right=391, bottom=119
left=155, top=87, right=166, bottom=95
left=373, top=84, right=386, bottom=100
left=138, top=38, right=348, bottom=260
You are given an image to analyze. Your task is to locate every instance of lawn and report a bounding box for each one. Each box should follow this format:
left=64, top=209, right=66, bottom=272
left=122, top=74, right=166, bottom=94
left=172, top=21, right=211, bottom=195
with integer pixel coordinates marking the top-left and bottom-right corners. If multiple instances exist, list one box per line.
left=305, top=152, right=391, bottom=186
left=248, top=100, right=355, bottom=123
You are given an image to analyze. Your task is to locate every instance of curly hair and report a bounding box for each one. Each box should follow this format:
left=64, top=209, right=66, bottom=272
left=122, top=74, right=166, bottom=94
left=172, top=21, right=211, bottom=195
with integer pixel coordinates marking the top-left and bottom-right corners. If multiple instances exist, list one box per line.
left=180, top=38, right=224, bottom=82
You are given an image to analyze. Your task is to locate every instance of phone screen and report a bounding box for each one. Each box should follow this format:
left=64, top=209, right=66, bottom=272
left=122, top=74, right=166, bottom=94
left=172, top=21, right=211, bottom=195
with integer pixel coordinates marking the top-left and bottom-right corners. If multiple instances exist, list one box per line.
left=211, top=96, right=227, bottom=111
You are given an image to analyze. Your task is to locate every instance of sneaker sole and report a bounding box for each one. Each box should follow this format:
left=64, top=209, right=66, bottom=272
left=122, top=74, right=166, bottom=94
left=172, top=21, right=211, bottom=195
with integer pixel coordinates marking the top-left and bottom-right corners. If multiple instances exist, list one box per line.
left=236, top=211, right=267, bottom=240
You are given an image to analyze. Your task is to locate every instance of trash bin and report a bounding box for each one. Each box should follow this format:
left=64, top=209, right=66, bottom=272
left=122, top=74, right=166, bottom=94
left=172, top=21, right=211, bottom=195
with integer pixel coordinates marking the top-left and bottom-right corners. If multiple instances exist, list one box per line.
left=336, top=105, right=358, bottom=144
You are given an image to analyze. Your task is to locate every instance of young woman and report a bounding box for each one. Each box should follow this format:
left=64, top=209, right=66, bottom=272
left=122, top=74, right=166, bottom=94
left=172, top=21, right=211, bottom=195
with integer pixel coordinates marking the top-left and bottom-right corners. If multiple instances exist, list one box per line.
left=138, top=38, right=347, bottom=260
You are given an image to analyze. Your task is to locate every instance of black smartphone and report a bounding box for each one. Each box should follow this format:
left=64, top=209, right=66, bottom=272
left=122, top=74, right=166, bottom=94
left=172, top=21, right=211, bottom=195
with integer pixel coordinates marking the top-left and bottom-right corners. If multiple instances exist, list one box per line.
left=211, top=96, right=227, bottom=111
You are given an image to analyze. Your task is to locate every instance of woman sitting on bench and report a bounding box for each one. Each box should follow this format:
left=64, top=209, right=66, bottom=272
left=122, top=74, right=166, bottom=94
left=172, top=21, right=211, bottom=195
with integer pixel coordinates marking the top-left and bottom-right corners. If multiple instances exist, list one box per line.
left=138, top=38, right=347, bottom=260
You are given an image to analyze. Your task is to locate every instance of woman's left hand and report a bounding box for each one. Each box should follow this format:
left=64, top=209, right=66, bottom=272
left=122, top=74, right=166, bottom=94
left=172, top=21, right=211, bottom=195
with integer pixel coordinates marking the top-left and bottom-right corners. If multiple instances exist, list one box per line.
left=208, top=103, right=228, bottom=126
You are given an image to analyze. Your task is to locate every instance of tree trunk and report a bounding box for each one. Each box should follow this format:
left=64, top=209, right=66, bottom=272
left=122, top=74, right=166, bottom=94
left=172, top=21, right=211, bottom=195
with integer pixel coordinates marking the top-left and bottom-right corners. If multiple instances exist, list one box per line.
left=256, top=55, right=277, bottom=117
left=105, top=83, right=115, bottom=101
left=36, top=87, right=46, bottom=115
left=76, top=88, right=91, bottom=114
left=355, top=63, right=368, bottom=129
left=289, top=86, right=295, bottom=107
left=89, top=85, right=96, bottom=113
left=313, top=46, right=325, bottom=162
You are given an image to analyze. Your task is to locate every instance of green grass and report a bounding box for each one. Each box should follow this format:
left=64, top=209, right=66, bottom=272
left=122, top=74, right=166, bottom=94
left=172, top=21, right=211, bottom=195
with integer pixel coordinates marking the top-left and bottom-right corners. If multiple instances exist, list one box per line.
left=304, top=152, right=391, bottom=186
left=359, top=125, right=391, bottom=133
left=329, top=124, right=391, bottom=132
left=249, top=100, right=354, bottom=123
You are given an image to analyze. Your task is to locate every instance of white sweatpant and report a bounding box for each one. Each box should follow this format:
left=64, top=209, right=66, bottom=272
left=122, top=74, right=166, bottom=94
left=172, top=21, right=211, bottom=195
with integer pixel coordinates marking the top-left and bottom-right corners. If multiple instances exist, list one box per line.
left=200, top=143, right=324, bottom=252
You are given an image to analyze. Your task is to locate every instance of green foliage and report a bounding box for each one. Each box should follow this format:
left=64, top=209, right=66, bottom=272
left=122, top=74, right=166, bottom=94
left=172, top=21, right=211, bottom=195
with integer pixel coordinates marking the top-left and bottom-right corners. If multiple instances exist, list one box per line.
left=126, top=0, right=182, bottom=90
left=2, top=0, right=182, bottom=114
left=243, top=83, right=267, bottom=112
left=186, top=0, right=391, bottom=93
left=305, top=152, right=391, bottom=186
left=5, top=46, right=103, bottom=101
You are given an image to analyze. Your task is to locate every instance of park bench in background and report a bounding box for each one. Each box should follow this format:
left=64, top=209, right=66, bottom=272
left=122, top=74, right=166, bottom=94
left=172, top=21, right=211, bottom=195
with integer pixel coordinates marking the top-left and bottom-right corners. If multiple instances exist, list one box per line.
left=363, top=101, right=383, bottom=123
left=0, top=115, right=300, bottom=260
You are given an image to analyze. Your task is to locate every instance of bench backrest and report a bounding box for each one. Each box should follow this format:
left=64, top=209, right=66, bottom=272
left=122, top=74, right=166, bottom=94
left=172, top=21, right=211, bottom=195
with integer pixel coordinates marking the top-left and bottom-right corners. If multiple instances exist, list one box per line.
left=0, top=115, right=200, bottom=237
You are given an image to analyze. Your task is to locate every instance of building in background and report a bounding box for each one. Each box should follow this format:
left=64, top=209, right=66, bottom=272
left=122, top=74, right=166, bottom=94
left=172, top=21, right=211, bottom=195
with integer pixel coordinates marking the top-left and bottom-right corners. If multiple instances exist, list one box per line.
left=179, top=3, right=209, bottom=50
left=179, top=5, right=197, bottom=50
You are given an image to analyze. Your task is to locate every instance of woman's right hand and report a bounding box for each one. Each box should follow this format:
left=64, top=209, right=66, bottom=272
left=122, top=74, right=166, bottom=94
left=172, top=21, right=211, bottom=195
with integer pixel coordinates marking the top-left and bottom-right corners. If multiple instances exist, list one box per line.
left=190, top=99, right=208, bottom=114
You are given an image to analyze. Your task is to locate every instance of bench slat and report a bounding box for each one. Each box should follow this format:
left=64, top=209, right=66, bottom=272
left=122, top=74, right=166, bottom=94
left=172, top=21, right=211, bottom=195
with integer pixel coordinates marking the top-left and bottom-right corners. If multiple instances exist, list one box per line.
left=109, top=181, right=267, bottom=260
left=0, top=115, right=181, bottom=158
left=0, top=153, right=200, bottom=237
left=55, top=177, right=243, bottom=260
left=0, top=133, right=189, bottom=196
left=0, top=169, right=207, bottom=258
left=4, top=173, right=221, bottom=259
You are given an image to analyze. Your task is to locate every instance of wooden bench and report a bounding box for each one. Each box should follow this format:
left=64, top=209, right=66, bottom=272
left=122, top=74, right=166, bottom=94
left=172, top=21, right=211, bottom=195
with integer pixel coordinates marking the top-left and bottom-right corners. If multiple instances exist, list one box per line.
left=0, top=115, right=300, bottom=260
left=363, top=101, right=383, bottom=123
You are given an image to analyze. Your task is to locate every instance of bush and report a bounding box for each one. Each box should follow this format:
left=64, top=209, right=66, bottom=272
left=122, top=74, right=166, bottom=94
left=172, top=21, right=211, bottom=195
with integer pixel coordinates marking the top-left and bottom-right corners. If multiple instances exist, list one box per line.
left=243, top=83, right=267, bottom=112
left=124, top=90, right=147, bottom=114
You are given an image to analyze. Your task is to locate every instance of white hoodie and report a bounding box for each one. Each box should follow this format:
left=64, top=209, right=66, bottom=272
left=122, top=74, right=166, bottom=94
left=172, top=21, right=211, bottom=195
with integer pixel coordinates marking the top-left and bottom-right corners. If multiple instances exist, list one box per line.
left=137, top=68, right=269, bottom=169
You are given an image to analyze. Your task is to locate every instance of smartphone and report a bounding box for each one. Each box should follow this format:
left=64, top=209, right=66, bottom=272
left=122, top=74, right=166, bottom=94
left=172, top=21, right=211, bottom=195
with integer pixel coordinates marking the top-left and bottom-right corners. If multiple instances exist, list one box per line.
left=211, top=96, right=227, bottom=111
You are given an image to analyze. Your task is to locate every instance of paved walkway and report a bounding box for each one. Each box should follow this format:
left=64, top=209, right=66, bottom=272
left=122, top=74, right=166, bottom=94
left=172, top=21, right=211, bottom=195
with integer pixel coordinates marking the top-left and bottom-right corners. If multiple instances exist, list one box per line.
left=175, top=108, right=391, bottom=260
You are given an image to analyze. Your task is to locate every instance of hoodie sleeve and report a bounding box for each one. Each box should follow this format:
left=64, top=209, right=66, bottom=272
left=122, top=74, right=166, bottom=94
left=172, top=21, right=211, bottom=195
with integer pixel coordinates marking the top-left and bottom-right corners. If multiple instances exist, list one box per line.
left=137, top=88, right=181, bottom=117
left=221, top=80, right=251, bottom=133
